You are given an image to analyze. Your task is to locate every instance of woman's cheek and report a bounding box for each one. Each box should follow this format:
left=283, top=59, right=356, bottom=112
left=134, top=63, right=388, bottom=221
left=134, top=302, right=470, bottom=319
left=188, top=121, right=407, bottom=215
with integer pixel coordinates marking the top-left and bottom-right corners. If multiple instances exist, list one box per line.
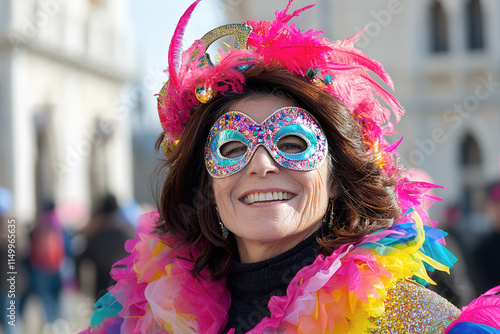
left=212, top=179, right=236, bottom=224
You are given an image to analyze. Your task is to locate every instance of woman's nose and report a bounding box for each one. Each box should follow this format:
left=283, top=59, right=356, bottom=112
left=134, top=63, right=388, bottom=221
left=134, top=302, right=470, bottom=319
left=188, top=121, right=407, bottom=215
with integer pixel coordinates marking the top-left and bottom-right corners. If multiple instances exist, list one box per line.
left=245, top=146, right=280, bottom=177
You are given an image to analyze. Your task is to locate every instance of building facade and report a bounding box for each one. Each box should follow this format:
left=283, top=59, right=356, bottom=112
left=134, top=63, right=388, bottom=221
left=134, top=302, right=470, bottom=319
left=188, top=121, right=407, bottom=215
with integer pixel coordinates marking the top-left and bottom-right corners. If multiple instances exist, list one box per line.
left=224, top=0, right=500, bottom=216
left=0, top=0, right=135, bottom=224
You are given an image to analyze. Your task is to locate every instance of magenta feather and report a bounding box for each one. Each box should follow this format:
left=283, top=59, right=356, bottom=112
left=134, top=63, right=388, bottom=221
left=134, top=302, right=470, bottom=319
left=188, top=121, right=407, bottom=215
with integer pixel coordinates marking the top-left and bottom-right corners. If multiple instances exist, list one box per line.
left=445, top=286, right=500, bottom=332
left=386, top=137, right=403, bottom=152
left=275, top=1, right=315, bottom=25
left=329, top=47, right=394, bottom=90
left=168, top=0, right=203, bottom=89
left=330, top=28, right=394, bottom=89
left=358, top=73, right=404, bottom=122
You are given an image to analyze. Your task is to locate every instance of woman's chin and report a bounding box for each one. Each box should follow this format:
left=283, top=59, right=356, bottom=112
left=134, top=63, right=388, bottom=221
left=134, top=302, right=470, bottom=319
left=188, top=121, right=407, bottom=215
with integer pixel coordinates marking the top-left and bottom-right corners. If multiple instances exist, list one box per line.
left=233, top=222, right=314, bottom=245
left=233, top=225, right=291, bottom=243
left=228, top=210, right=319, bottom=245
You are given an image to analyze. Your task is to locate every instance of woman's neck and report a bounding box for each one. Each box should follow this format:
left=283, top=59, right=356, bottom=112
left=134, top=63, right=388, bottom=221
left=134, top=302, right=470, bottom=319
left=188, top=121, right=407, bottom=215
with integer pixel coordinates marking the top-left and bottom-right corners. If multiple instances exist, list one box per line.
left=225, top=230, right=322, bottom=333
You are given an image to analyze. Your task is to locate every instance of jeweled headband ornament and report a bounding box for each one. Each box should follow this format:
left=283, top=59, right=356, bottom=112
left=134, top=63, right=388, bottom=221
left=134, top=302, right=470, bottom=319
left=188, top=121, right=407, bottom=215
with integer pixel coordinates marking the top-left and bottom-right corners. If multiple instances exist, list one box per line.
left=205, top=107, right=328, bottom=178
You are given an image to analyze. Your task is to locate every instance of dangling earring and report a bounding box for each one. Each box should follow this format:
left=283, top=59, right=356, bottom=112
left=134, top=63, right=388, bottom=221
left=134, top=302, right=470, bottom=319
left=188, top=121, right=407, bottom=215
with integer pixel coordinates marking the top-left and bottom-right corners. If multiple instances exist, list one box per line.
left=327, top=198, right=335, bottom=228
left=215, top=206, right=229, bottom=238
left=219, top=220, right=229, bottom=238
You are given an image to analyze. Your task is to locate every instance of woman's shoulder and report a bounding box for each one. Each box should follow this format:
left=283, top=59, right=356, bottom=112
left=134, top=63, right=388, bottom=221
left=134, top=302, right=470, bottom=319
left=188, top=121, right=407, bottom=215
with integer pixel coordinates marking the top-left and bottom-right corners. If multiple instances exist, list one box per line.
left=371, top=279, right=460, bottom=333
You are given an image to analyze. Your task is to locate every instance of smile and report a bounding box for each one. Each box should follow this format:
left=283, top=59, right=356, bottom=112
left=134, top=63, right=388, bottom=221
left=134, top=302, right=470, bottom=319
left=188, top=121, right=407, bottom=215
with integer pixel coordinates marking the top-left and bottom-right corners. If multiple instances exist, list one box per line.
left=242, top=191, right=295, bottom=205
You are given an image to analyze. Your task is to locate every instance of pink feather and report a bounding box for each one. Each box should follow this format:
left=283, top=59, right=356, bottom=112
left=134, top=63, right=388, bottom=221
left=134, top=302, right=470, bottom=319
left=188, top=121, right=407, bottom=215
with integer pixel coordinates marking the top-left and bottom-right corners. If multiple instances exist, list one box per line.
left=445, top=286, right=500, bottom=332
left=386, top=137, right=403, bottom=152
left=329, top=47, right=394, bottom=90
left=333, top=28, right=394, bottom=87
left=274, top=1, right=315, bottom=25
left=358, top=73, right=404, bottom=122
left=168, top=0, right=203, bottom=89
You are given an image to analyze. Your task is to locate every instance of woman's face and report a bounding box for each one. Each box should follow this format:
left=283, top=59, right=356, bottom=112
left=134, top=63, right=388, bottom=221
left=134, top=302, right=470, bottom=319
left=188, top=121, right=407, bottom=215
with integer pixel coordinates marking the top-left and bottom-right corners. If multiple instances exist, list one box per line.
left=211, top=95, right=334, bottom=262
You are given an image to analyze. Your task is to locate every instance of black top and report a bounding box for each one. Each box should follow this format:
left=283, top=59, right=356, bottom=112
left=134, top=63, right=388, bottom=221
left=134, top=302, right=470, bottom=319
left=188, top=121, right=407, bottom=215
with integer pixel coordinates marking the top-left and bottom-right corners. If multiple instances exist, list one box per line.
left=223, top=231, right=321, bottom=333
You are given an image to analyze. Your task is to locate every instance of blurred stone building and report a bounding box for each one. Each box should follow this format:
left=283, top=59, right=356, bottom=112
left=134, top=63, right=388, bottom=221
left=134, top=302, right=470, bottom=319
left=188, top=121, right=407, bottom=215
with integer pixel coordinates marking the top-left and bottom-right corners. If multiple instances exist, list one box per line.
left=225, top=0, right=500, bottom=215
left=0, top=0, right=135, bottom=224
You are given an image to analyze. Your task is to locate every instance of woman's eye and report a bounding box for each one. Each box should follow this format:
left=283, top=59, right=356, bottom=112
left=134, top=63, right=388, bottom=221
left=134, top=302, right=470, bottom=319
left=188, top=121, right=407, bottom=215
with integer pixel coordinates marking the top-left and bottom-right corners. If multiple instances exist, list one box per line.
left=219, top=141, right=247, bottom=158
left=277, top=135, right=308, bottom=153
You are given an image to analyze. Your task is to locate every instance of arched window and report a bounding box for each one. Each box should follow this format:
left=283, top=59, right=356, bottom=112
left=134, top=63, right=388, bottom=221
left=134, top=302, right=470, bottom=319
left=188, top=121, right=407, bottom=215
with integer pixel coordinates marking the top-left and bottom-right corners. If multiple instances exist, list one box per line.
left=460, top=134, right=482, bottom=166
left=430, top=1, right=449, bottom=53
left=466, top=0, right=485, bottom=50
left=459, top=134, right=483, bottom=214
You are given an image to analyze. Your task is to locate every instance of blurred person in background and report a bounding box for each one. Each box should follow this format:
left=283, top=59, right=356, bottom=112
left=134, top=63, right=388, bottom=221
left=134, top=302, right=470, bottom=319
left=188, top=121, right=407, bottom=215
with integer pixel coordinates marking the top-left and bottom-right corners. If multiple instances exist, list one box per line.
left=472, top=182, right=500, bottom=294
left=0, top=187, right=14, bottom=333
left=75, top=194, right=136, bottom=300
left=0, top=187, right=24, bottom=334
left=430, top=204, right=475, bottom=307
left=21, top=200, right=71, bottom=326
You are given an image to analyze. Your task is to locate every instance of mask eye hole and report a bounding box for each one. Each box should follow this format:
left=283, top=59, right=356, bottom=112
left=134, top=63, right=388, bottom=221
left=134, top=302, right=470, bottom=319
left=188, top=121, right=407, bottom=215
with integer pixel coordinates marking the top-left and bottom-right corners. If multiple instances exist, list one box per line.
left=219, top=141, right=247, bottom=158
left=277, top=135, right=308, bottom=154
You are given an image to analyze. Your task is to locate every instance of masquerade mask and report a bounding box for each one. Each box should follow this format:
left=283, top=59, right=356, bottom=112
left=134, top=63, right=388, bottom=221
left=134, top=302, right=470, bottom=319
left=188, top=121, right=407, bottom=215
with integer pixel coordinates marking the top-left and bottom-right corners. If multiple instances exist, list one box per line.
left=205, top=107, right=328, bottom=178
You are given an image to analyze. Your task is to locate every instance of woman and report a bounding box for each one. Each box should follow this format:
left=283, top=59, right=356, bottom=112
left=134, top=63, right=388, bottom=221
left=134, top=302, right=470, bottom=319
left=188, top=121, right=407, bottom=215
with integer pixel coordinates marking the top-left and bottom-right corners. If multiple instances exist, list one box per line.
left=83, top=1, right=500, bottom=333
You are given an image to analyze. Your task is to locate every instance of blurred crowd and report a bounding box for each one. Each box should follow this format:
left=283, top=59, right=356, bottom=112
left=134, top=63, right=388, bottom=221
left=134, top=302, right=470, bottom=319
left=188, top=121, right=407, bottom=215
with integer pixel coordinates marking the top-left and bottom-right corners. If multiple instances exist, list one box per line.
left=0, top=191, right=149, bottom=334
left=0, top=183, right=500, bottom=333
left=428, top=182, right=500, bottom=307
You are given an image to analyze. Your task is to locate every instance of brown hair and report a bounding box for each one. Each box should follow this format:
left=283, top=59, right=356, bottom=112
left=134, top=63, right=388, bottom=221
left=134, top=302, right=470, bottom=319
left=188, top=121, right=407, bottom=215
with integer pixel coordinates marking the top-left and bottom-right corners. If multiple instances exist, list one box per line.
left=154, top=67, right=400, bottom=280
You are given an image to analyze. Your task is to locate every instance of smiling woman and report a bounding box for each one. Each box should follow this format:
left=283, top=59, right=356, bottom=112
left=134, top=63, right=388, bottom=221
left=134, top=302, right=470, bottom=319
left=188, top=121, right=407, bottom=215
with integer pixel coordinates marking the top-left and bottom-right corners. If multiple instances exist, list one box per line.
left=157, top=67, right=400, bottom=279
left=81, top=1, right=500, bottom=333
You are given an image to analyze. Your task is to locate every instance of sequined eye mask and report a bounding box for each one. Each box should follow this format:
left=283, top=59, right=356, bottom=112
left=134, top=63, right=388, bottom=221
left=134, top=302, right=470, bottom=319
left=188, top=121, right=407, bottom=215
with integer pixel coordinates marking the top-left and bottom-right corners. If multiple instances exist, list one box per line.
left=205, top=107, right=328, bottom=178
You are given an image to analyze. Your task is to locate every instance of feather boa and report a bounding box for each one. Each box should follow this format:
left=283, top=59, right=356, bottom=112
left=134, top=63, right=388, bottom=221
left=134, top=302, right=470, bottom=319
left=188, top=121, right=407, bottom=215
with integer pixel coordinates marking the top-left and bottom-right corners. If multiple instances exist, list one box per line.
left=445, top=286, right=500, bottom=333
left=78, top=209, right=500, bottom=334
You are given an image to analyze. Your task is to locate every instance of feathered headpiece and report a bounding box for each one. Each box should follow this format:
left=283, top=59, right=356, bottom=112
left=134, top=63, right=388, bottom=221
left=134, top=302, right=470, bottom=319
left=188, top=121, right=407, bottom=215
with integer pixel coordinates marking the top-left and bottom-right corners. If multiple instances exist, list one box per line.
left=157, top=0, right=440, bottom=224
left=158, top=0, right=403, bottom=158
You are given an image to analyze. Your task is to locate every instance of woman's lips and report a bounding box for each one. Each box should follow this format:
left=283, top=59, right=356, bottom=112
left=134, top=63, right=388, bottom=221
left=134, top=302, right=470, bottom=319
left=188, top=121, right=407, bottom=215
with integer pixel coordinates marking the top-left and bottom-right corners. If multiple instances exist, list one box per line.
left=241, top=191, right=295, bottom=205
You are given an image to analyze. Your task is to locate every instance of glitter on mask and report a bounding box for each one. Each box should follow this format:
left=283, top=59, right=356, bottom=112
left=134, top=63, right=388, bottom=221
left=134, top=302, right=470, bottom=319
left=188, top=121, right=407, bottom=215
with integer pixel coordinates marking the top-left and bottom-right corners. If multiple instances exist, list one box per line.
left=205, top=107, right=328, bottom=178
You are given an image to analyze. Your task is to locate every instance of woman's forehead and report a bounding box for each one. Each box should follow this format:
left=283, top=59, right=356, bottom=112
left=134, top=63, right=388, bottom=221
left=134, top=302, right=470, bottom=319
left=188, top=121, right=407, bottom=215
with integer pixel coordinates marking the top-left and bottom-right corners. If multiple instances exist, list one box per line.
left=228, top=95, right=298, bottom=123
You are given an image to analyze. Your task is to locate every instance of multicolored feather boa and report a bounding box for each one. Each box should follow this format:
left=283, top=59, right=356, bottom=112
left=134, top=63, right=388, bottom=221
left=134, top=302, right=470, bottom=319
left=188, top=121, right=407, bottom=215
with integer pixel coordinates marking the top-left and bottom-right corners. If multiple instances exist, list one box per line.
left=81, top=210, right=500, bottom=334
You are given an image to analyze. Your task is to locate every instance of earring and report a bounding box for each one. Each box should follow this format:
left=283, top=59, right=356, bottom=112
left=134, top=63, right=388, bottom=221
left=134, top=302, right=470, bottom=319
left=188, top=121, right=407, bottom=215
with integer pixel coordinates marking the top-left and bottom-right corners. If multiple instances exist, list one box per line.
left=327, top=198, right=335, bottom=228
left=219, top=220, right=229, bottom=238
left=215, top=206, right=229, bottom=238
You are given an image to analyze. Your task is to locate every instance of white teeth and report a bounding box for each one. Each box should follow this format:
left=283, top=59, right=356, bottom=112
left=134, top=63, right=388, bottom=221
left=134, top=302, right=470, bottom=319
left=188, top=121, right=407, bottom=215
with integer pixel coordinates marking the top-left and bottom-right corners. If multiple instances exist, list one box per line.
left=243, top=191, right=294, bottom=204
